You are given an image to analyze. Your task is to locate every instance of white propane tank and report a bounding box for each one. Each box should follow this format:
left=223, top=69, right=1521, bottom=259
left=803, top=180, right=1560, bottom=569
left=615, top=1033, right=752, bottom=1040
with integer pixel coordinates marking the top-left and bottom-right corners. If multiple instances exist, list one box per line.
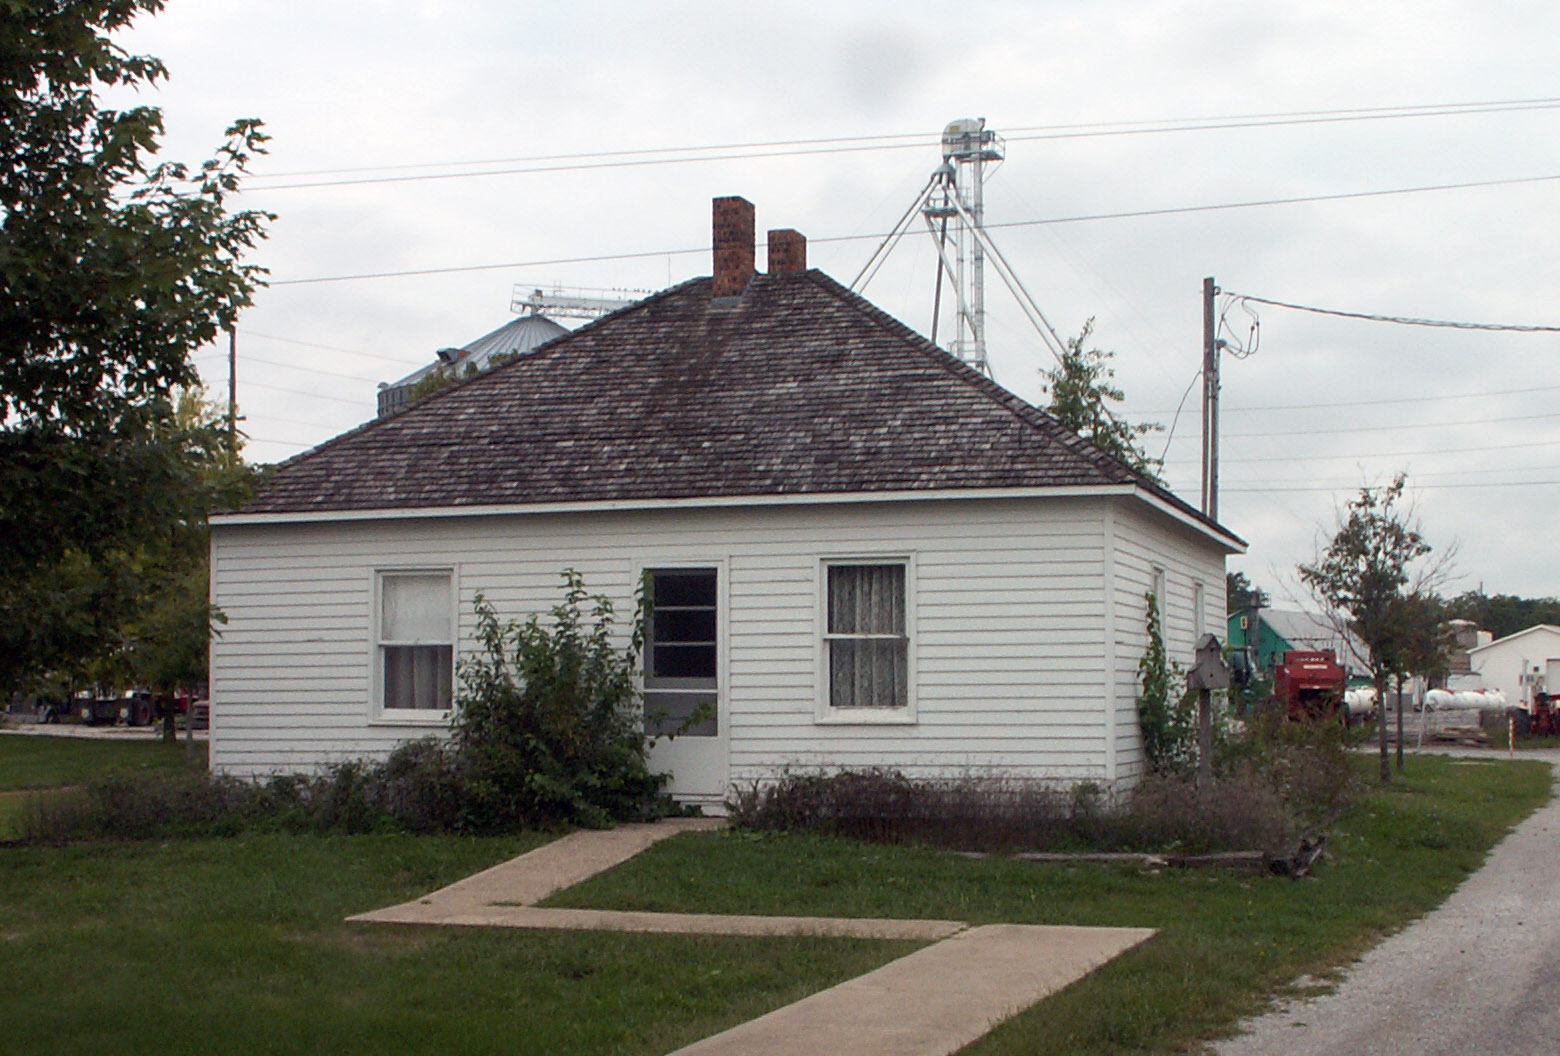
left=1428, top=689, right=1507, bottom=710
left=1345, top=687, right=1378, bottom=716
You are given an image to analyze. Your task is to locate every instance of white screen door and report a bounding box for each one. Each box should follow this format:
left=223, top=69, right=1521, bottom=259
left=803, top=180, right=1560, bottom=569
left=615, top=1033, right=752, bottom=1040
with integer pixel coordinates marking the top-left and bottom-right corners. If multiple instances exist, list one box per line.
left=644, top=567, right=726, bottom=803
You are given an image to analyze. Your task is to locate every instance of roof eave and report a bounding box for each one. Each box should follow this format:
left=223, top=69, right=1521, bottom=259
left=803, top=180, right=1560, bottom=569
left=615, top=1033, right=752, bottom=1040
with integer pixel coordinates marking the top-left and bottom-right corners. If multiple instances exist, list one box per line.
left=1468, top=624, right=1560, bottom=654
left=214, top=481, right=1245, bottom=552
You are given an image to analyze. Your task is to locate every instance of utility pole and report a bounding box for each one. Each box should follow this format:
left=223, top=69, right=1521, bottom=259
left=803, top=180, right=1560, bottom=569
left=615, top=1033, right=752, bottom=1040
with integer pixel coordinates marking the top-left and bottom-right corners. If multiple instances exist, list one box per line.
left=226, top=328, right=237, bottom=447
left=1201, top=277, right=1220, bottom=521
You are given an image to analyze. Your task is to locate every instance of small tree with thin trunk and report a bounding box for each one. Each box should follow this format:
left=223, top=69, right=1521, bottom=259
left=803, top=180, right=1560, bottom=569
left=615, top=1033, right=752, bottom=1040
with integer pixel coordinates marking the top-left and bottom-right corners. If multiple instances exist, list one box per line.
left=1300, top=475, right=1438, bottom=783
left=1041, top=319, right=1163, bottom=480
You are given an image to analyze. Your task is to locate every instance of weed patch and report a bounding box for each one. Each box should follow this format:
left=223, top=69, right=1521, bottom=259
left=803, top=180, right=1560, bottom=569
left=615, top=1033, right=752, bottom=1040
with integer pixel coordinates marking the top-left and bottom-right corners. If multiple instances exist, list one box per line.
left=730, top=762, right=1348, bottom=857
left=731, top=705, right=1364, bottom=857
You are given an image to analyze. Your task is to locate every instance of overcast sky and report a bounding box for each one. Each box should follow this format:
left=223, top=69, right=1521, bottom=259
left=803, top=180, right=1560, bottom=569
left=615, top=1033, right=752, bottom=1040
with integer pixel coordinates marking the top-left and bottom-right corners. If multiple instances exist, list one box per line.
left=118, top=0, right=1560, bottom=601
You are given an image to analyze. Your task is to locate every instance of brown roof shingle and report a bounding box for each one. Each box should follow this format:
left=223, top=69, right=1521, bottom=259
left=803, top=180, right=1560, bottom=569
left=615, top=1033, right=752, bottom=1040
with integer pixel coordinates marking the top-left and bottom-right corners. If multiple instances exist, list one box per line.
left=242, top=270, right=1208, bottom=523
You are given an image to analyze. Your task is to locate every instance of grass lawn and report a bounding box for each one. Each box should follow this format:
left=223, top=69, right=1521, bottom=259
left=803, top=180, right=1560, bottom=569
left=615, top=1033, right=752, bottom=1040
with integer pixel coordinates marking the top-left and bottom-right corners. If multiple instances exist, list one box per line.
left=1, top=833, right=914, bottom=1056
left=549, top=754, right=1553, bottom=1055
left=0, top=752, right=1550, bottom=1055
left=0, top=733, right=208, bottom=839
left=0, top=732, right=206, bottom=791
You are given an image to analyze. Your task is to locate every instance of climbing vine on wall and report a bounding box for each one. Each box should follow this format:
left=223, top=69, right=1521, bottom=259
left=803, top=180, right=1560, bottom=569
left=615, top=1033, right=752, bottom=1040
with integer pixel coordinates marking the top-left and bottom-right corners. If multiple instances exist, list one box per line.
left=1136, top=591, right=1197, bottom=774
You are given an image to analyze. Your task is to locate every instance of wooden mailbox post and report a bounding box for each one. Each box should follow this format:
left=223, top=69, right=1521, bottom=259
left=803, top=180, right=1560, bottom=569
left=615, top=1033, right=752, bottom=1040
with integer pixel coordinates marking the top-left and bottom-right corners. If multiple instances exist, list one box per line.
left=1187, top=633, right=1230, bottom=787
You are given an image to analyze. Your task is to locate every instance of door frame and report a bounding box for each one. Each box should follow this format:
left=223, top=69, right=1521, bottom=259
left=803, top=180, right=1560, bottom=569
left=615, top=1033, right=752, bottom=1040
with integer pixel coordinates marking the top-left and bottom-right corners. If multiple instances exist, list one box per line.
left=636, top=556, right=729, bottom=807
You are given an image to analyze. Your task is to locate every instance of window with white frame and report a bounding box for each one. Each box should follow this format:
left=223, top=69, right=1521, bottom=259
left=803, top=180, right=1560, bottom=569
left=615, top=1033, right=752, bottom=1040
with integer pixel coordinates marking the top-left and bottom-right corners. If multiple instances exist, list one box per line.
left=377, top=571, right=454, bottom=713
left=823, top=562, right=908, bottom=710
left=1151, top=566, right=1167, bottom=634
left=1193, top=580, right=1206, bottom=639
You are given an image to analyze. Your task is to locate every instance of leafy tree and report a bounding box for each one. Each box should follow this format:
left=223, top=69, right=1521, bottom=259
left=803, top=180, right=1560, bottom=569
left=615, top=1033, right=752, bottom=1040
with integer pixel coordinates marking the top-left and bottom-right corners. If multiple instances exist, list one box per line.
left=123, top=387, right=255, bottom=738
left=1041, top=319, right=1163, bottom=480
left=0, top=1, right=270, bottom=694
left=1444, top=591, right=1560, bottom=641
left=1299, top=475, right=1439, bottom=782
left=1226, top=570, right=1268, bottom=613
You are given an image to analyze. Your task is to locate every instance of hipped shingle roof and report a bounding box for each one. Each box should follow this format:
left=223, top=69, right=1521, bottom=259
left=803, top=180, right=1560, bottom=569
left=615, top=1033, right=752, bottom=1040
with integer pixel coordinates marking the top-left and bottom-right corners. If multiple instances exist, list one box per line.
left=243, top=269, right=1218, bottom=530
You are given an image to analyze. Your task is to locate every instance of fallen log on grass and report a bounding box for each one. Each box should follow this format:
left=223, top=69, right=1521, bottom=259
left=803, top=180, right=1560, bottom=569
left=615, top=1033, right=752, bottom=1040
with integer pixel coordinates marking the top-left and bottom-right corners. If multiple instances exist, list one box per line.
left=998, top=834, right=1327, bottom=878
left=1010, top=851, right=1170, bottom=867
left=1268, top=834, right=1328, bottom=878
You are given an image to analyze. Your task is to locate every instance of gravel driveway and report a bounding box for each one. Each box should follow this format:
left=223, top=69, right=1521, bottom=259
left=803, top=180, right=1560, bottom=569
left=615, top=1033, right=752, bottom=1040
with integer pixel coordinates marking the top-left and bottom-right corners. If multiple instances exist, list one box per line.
left=1212, top=750, right=1560, bottom=1056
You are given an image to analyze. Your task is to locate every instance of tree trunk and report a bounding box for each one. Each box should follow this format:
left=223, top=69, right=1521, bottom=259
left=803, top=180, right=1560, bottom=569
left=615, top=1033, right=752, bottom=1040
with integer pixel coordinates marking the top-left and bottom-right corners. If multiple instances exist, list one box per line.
left=1197, top=688, right=1213, bottom=788
left=1394, top=673, right=1406, bottom=772
left=1377, top=672, right=1391, bottom=782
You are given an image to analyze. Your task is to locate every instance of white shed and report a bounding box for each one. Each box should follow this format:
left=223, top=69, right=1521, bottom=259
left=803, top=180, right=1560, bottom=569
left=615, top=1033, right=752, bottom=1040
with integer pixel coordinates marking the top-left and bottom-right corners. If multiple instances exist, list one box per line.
left=209, top=197, right=1243, bottom=808
left=1468, top=625, right=1560, bottom=709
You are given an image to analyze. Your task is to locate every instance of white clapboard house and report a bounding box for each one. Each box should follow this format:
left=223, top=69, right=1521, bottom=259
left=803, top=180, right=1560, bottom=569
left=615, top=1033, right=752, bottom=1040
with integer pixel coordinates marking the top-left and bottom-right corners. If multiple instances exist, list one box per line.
left=209, top=197, right=1244, bottom=809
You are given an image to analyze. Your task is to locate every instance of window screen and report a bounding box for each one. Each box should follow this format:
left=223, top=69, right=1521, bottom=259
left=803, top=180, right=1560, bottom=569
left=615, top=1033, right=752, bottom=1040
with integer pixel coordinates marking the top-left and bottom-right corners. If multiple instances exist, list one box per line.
left=825, top=564, right=907, bottom=709
left=379, top=572, right=453, bottom=711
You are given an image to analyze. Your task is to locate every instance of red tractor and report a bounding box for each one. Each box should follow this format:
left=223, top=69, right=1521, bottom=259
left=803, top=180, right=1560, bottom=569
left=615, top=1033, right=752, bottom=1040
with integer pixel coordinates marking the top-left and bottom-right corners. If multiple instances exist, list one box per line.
left=1272, top=649, right=1347, bottom=723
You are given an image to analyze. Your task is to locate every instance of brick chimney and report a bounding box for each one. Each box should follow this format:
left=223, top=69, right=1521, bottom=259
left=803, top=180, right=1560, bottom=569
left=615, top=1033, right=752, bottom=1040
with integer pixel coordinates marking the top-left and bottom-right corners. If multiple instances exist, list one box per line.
left=767, top=228, right=806, bottom=274
left=712, top=196, right=755, bottom=298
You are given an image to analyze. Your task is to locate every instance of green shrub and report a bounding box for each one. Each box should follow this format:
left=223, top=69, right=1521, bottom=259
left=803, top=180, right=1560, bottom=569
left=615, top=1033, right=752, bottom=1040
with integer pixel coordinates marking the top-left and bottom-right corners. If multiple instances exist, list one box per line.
left=1219, top=705, right=1363, bottom=827
left=16, top=572, right=679, bottom=844
left=450, top=572, right=669, bottom=830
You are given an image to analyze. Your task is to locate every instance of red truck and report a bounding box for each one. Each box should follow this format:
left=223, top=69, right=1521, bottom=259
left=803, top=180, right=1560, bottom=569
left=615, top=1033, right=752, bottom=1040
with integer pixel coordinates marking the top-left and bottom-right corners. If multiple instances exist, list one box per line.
left=1272, top=649, right=1347, bottom=722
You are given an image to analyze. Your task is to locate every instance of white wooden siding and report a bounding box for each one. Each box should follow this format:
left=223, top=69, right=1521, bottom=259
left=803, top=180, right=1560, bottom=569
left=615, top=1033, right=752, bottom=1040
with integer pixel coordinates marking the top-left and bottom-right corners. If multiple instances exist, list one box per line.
left=1108, top=503, right=1229, bottom=783
left=211, top=493, right=1226, bottom=792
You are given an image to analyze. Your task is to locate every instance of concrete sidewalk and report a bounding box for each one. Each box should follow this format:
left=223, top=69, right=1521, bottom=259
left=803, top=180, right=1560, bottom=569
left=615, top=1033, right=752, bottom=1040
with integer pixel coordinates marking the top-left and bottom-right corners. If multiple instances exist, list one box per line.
left=1, top=722, right=208, bottom=741
left=348, top=817, right=962, bottom=941
left=349, top=817, right=1156, bottom=1056
left=351, top=818, right=726, bottom=922
left=668, top=923, right=1154, bottom=1056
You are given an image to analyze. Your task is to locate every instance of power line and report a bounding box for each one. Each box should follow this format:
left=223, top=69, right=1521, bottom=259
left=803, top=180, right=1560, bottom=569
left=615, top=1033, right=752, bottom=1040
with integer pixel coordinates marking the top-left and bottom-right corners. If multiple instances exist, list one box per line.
left=253, top=131, right=934, bottom=181
left=1224, top=462, right=1560, bottom=485
left=270, top=246, right=705, bottom=286
left=244, top=435, right=324, bottom=451
left=239, top=330, right=427, bottom=365
left=1132, top=381, right=1560, bottom=417
left=1006, top=97, right=1560, bottom=139
left=1221, top=410, right=1560, bottom=440
left=1158, top=368, right=1202, bottom=463
left=239, top=378, right=370, bottom=406
left=244, top=96, right=1560, bottom=191
left=985, top=173, right=1560, bottom=232
left=1166, top=436, right=1560, bottom=465
left=201, top=350, right=388, bottom=384
left=1226, top=292, right=1560, bottom=333
left=1224, top=479, right=1560, bottom=493
left=269, top=172, right=1560, bottom=287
